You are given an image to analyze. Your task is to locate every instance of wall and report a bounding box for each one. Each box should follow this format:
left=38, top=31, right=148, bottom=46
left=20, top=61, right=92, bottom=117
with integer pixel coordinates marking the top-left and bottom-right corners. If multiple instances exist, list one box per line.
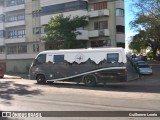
left=6, top=59, right=34, bottom=73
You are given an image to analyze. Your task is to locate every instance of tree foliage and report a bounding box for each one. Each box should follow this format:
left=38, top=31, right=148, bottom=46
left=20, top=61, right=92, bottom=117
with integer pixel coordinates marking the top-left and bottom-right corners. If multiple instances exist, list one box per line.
left=42, top=14, right=89, bottom=49
left=129, top=31, right=146, bottom=53
left=129, top=0, right=160, bottom=58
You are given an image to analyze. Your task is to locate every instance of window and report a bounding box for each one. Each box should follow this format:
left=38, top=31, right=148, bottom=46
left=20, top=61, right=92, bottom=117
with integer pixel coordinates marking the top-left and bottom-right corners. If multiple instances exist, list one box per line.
left=117, top=42, right=125, bottom=48
left=0, top=47, right=4, bottom=54
left=7, top=0, right=24, bottom=7
left=8, top=16, right=17, bottom=22
left=17, top=14, right=25, bottom=20
left=33, top=44, right=36, bottom=52
left=17, top=0, right=25, bottom=5
left=7, top=46, right=17, bottom=54
left=0, top=15, right=5, bottom=23
left=7, top=45, right=27, bottom=54
left=10, top=0, right=16, bottom=6
left=54, top=55, right=64, bottom=62
left=33, top=44, right=39, bottom=52
left=91, top=40, right=104, bottom=47
left=116, top=8, right=124, bottom=17
left=18, top=45, right=27, bottom=53
left=41, top=1, right=88, bottom=16
left=32, top=10, right=41, bottom=17
left=36, top=44, right=39, bottom=52
left=35, top=54, right=46, bottom=65
left=8, top=30, right=17, bottom=38
left=17, top=29, right=25, bottom=38
left=8, top=29, right=25, bottom=38
left=116, top=25, right=125, bottom=33
left=94, top=21, right=108, bottom=30
left=33, top=27, right=41, bottom=34
left=8, top=14, right=25, bottom=22
left=94, top=2, right=107, bottom=10
left=107, top=53, right=119, bottom=63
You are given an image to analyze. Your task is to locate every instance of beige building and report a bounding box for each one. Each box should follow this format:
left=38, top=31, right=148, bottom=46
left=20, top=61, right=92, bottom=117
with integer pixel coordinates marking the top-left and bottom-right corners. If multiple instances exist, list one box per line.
left=0, top=0, right=125, bottom=73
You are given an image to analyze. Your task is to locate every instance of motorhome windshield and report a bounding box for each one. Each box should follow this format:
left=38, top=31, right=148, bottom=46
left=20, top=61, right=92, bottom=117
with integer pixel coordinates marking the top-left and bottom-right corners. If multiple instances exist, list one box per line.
left=33, top=54, right=46, bottom=66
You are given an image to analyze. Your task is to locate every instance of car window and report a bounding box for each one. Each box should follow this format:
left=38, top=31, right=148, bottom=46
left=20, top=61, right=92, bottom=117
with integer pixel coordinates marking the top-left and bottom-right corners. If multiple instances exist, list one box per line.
left=139, top=65, right=149, bottom=68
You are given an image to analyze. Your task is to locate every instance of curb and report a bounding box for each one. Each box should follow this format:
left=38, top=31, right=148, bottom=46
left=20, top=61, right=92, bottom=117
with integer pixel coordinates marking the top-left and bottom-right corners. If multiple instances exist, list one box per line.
left=127, top=75, right=140, bottom=82
left=4, top=76, right=22, bottom=79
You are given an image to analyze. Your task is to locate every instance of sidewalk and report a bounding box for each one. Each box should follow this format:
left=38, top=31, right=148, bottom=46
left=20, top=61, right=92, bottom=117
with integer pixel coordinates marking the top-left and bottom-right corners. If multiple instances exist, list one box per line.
left=147, top=60, right=160, bottom=65
left=127, top=62, right=139, bottom=81
left=4, top=74, right=29, bottom=79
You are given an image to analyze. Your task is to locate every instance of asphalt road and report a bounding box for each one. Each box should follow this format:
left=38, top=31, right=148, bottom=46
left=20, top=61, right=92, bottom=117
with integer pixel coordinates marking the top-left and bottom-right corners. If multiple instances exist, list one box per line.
left=0, top=63, right=160, bottom=120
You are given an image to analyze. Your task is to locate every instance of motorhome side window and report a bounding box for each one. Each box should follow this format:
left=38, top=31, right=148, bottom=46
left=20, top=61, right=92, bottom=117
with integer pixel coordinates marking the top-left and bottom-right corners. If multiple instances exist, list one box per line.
left=54, top=55, right=64, bottom=62
left=35, top=54, right=46, bottom=65
left=107, top=53, right=119, bottom=63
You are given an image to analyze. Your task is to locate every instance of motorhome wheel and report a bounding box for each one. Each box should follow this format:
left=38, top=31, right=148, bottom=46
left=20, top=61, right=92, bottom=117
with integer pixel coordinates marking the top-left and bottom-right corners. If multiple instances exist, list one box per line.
left=83, top=74, right=96, bottom=87
left=36, top=74, right=46, bottom=84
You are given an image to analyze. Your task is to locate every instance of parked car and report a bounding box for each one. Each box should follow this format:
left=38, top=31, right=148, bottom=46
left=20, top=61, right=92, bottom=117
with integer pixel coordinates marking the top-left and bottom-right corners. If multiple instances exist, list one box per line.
left=131, top=57, right=140, bottom=66
left=137, top=64, right=153, bottom=75
left=134, top=60, right=146, bottom=69
left=0, top=69, right=4, bottom=78
left=138, top=54, right=147, bottom=61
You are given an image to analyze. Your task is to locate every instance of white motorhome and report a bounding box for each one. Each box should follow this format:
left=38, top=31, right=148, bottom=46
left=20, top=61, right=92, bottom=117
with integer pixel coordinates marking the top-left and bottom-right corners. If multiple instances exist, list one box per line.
left=29, top=48, right=127, bottom=86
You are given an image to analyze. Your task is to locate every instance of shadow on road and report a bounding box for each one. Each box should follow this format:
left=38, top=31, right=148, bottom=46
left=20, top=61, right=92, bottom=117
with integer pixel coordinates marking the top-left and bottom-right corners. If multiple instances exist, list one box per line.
left=43, top=81, right=160, bottom=94
left=0, top=81, right=42, bottom=105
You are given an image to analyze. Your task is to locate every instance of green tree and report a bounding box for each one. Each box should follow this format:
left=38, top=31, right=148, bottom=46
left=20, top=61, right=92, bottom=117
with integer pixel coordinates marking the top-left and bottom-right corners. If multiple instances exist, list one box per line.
left=129, top=31, right=146, bottom=53
left=42, top=14, right=88, bottom=49
left=130, top=0, right=160, bottom=58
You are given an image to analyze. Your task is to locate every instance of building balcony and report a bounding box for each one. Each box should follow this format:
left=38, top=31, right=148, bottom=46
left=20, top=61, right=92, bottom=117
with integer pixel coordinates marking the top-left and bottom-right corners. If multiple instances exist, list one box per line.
left=7, top=53, right=38, bottom=60
left=41, top=31, right=89, bottom=41
left=0, top=6, right=3, bottom=14
left=116, top=33, right=125, bottom=43
left=5, top=20, right=25, bottom=28
left=0, top=23, right=4, bottom=30
left=76, top=29, right=89, bottom=40
left=3, top=4, right=25, bottom=12
left=41, top=10, right=88, bottom=25
left=0, top=54, right=5, bottom=60
left=89, top=29, right=110, bottom=38
left=41, top=29, right=110, bottom=40
left=116, top=17, right=124, bottom=26
left=5, top=37, right=26, bottom=44
left=0, top=38, right=5, bottom=46
left=88, top=9, right=109, bottom=18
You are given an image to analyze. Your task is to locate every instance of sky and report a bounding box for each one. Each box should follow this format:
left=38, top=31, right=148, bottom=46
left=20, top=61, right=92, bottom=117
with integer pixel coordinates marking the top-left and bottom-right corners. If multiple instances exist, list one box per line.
left=125, top=0, right=137, bottom=51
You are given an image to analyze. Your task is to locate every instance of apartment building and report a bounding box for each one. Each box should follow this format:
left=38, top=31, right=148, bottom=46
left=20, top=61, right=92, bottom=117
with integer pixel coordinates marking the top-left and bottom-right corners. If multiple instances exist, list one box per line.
left=0, top=0, right=125, bottom=73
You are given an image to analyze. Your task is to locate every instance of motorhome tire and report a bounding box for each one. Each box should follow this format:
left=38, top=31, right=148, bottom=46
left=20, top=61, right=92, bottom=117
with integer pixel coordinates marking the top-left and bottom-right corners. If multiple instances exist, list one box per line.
left=83, top=74, right=96, bottom=87
left=36, top=74, right=46, bottom=84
